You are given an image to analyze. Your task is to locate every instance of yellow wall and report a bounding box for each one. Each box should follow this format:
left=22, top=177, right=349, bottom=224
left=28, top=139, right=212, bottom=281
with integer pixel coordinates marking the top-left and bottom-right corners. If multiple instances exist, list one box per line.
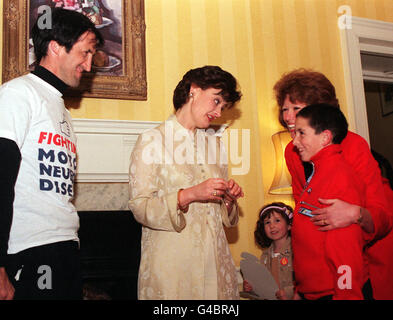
left=2, top=0, right=393, bottom=266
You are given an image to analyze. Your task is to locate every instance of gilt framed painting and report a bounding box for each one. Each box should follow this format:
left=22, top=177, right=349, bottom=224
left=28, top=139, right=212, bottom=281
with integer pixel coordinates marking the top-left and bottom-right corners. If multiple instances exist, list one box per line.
left=3, top=0, right=147, bottom=100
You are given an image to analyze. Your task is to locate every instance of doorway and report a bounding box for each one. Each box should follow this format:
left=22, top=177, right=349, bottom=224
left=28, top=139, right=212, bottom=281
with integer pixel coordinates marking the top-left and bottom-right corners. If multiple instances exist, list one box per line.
left=362, top=52, right=393, bottom=168
left=340, top=17, right=393, bottom=172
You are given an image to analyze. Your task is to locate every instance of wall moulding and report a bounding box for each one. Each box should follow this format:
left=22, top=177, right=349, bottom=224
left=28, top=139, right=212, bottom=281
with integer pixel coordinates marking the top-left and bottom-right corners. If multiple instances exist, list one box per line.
left=73, top=118, right=159, bottom=182
left=340, top=16, right=393, bottom=143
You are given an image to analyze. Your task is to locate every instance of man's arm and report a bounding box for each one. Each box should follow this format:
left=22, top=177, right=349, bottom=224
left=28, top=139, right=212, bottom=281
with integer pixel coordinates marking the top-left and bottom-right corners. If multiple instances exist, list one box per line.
left=0, top=138, right=21, bottom=300
left=0, top=138, right=21, bottom=265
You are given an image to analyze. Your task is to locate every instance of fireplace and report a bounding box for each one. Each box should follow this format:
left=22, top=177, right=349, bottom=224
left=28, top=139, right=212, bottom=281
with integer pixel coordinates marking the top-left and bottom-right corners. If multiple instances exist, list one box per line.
left=77, top=210, right=141, bottom=300
left=71, top=118, right=156, bottom=299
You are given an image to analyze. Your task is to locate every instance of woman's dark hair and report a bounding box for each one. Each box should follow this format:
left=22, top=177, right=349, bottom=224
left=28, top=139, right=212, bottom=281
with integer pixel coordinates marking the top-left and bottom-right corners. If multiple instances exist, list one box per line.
left=173, top=65, right=241, bottom=110
left=296, top=103, right=348, bottom=144
left=273, top=68, right=339, bottom=128
left=255, top=202, right=293, bottom=248
left=32, top=8, right=104, bottom=64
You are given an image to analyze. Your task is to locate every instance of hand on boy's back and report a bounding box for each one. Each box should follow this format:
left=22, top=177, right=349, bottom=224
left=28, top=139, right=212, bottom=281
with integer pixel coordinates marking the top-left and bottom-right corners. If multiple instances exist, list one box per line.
left=311, top=198, right=359, bottom=231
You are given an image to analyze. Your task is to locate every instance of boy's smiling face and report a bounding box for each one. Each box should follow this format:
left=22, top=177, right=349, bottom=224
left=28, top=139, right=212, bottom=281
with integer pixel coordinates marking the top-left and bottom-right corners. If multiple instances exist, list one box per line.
left=293, top=116, right=327, bottom=162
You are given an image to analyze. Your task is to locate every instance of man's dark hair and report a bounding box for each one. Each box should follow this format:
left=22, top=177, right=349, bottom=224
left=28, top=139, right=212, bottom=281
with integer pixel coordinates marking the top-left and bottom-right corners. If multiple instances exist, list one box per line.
left=32, top=8, right=104, bottom=64
left=173, top=65, right=241, bottom=110
left=296, top=103, right=348, bottom=144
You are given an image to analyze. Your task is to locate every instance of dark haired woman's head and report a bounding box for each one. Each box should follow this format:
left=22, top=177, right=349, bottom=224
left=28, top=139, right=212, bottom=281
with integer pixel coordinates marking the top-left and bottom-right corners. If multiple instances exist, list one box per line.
left=273, top=68, right=339, bottom=129
left=254, top=202, right=293, bottom=248
left=32, top=8, right=104, bottom=64
left=173, top=66, right=241, bottom=110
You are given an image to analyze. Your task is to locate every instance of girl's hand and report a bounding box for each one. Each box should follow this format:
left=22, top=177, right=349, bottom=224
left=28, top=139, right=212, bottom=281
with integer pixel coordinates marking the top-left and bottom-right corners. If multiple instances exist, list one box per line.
left=275, top=289, right=287, bottom=300
left=243, top=280, right=253, bottom=292
left=293, top=292, right=302, bottom=300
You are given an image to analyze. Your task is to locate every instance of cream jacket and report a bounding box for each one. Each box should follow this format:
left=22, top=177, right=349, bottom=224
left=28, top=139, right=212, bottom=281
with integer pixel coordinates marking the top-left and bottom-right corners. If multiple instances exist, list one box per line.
left=128, top=115, right=239, bottom=300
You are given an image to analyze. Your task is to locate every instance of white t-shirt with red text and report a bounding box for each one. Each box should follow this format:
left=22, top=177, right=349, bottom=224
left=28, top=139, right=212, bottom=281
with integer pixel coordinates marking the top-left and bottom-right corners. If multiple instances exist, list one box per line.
left=0, top=73, right=79, bottom=254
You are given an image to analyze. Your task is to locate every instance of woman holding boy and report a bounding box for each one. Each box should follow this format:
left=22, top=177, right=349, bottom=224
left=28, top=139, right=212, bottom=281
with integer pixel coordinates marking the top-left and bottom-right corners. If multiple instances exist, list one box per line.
left=274, top=69, right=392, bottom=299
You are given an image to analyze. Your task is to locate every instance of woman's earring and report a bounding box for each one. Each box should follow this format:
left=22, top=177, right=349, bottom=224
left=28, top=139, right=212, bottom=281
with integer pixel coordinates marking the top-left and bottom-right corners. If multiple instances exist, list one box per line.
left=189, top=93, right=193, bottom=97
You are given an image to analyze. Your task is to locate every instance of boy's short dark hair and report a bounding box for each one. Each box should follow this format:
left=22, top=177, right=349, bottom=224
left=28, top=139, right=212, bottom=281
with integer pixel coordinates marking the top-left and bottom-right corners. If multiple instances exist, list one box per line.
left=32, top=8, right=104, bottom=64
left=173, top=65, right=242, bottom=110
left=296, top=103, right=348, bottom=144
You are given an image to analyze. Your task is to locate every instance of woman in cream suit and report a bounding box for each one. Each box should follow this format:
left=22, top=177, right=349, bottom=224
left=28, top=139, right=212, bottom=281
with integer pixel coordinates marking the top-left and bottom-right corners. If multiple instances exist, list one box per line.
left=129, top=66, right=244, bottom=300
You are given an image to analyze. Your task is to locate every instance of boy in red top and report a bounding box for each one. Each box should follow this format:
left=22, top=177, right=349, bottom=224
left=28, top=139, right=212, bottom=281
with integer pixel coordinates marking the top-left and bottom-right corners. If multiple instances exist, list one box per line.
left=292, top=104, right=365, bottom=300
left=274, top=69, right=391, bottom=299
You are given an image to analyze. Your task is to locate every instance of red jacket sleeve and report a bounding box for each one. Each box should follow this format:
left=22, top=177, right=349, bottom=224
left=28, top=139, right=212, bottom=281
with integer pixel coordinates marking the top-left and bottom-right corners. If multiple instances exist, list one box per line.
left=324, top=165, right=365, bottom=300
left=286, top=132, right=391, bottom=242
left=325, top=225, right=365, bottom=300
left=341, top=133, right=392, bottom=242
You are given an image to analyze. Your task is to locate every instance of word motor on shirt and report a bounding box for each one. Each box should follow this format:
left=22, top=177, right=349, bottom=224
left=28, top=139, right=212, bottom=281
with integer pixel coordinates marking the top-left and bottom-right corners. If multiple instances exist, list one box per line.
left=38, top=131, right=76, bottom=197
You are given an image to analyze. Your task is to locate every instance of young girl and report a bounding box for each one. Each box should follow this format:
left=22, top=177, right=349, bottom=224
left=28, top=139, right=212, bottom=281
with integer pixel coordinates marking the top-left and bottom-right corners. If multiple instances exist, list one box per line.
left=243, top=202, right=295, bottom=300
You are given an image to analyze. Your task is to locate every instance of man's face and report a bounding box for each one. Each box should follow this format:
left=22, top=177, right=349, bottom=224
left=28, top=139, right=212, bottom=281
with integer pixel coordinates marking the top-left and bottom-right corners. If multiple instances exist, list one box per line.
left=293, top=116, right=325, bottom=162
left=57, top=31, right=98, bottom=87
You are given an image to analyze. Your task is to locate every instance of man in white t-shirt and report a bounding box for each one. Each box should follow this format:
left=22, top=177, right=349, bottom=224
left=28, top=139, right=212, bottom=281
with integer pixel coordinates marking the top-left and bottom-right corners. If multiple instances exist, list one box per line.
left=0, top=8, right=103, bottom=300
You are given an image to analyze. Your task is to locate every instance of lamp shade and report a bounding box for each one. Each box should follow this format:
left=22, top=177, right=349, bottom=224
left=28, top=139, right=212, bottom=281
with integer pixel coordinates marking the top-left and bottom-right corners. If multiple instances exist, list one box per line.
left=268, top=130, right=292, bottom=194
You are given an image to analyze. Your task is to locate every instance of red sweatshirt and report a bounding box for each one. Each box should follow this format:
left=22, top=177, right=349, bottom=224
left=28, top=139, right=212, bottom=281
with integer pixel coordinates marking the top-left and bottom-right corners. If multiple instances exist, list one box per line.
left=286, top=131, right=391, bottom=242
left=366, top=178, right=393, bottom=299
left=292, top=144, right=365, bottom=300
left=286, top=131, right=392, bottom=299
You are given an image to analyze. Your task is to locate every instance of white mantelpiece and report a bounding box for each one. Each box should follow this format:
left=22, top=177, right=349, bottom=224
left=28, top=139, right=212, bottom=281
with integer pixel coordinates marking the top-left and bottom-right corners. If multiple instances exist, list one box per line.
left=71, top=118, right=159, bottom=211
left=73, top=118, right=160, bottom=182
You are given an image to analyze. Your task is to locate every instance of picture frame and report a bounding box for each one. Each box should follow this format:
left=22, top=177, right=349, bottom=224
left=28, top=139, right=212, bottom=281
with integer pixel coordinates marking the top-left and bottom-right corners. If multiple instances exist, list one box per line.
left=379, top=83, right=393, bottom=117
left=2, top=0, right=147, bottom=100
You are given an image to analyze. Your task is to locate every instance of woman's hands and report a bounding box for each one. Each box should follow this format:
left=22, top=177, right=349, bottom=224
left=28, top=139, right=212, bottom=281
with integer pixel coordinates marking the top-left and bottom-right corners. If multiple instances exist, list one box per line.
left=192, top=178, right=229, bottom=202
left=225, top=179, right=244, bottom=201
left=223, top=179, right=244, bottom=212
left=178, top=178, right=244, bottom=209
left=310, top=198, right=374, bottom=233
